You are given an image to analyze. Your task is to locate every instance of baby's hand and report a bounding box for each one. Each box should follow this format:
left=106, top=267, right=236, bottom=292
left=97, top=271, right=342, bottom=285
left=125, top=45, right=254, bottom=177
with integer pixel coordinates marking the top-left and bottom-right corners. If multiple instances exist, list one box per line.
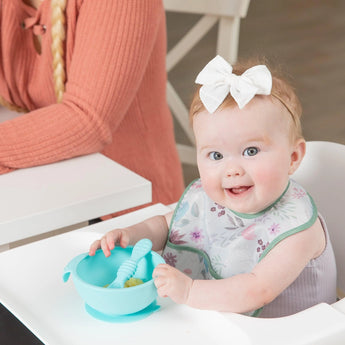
left=88, top=229, right=130, bottom=257
left=153, top=264, right=193, bottom=304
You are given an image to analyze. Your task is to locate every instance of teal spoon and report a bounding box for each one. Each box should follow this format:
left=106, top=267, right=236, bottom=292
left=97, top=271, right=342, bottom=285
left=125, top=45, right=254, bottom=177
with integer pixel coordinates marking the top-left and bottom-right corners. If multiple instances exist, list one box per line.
left=107, top=239, right=153, bottom=288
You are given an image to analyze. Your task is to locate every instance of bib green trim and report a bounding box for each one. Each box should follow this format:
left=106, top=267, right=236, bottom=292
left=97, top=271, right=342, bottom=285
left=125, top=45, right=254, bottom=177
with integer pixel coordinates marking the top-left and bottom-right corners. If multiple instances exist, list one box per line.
left=165, top=241, right=223, bottom=279
left=252, top=307, right=263, bottom=317
left=258, top=192, right=318, bottom=262
left=168, top=178, right=198, bottom=232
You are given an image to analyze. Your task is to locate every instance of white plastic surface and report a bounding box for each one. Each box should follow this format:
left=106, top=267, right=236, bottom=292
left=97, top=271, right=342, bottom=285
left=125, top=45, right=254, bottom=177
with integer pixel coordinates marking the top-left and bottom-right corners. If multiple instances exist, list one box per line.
left=292, top=141, right=345, bottom=294
left=223, top=303, right=345, bottom=345
left=333, top=298, right=345, bottom=314
left=1, top=203, right=345, bottom=344
left=0, top=204, right=250, bottom=345
left=0, top=153, right=151, bottom=245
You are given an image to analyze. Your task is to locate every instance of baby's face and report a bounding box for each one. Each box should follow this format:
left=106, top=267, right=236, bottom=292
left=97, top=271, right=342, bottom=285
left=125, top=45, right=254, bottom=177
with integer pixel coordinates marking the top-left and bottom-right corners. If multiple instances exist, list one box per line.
left=193, top=97, right=299, bottom=214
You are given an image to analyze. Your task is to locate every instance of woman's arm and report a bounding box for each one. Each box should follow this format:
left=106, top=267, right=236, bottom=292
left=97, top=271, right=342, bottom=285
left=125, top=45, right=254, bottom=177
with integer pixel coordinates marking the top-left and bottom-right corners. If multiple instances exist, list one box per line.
left=0, top=0, right=164, bottom=171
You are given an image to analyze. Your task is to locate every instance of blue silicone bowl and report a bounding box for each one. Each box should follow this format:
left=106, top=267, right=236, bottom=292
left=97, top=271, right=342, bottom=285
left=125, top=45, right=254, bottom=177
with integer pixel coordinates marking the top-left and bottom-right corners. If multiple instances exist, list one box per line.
left=63, top=246, right=165, bottom=318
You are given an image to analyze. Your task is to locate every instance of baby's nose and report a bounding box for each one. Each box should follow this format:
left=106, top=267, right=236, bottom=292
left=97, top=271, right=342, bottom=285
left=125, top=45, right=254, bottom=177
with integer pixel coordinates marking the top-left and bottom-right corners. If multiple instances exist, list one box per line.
left=225, top=163, right=245, bottom=177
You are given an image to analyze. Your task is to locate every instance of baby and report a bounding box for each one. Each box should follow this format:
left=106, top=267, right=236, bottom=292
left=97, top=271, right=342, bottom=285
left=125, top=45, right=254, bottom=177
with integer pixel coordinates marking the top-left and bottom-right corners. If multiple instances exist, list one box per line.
left=89, top=56, right=337, bottom=317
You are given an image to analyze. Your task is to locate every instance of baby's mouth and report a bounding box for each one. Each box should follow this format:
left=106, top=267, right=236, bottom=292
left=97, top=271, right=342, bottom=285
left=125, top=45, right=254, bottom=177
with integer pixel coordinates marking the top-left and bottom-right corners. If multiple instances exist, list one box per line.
left=227, top=186, right=252, bottom=195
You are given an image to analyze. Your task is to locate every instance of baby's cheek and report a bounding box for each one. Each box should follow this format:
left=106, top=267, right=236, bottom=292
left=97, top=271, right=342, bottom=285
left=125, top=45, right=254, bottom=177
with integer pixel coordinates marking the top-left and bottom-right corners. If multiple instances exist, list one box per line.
left=255, top=167, right=288, bottom=197
left=255, top=158, right=286, bottom=181
left=253, top=166, right=272, bottom=184
left=201, top=179, right=220, bottom=202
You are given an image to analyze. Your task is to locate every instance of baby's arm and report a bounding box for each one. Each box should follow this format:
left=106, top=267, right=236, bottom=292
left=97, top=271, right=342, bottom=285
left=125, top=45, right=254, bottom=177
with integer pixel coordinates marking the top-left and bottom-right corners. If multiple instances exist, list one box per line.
left=89, top=211, right=172, bottom=257
left=154, top=218, right=326, bottom=313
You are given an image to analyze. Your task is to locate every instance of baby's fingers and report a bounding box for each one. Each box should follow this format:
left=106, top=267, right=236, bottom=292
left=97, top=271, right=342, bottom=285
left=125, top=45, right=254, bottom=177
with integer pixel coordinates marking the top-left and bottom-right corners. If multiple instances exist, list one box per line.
left=101, top=236, right=113, bottom=257
left=89, top=240, right=101, bottom=256
left=153, top=263, right=169, bottom=277
left=153, top=274, right=168, bottom=297
left=88, top=229, right=129, bottom=257
left=88, top=233, right=115, bottom=257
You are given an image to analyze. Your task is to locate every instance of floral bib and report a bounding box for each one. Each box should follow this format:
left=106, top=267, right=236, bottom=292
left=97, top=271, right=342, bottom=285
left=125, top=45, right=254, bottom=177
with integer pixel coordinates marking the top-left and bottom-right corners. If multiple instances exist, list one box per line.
left=162, top=179, right=318, bottom=280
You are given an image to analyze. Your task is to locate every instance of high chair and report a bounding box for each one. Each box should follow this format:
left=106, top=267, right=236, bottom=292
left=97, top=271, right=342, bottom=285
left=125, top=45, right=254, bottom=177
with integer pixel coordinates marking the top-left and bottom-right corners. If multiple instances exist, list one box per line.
left=292, top=140, right=345, bottom=299
left=221, top=141, right=345, bottom=344
left=0, top=142, right=344, bottom=345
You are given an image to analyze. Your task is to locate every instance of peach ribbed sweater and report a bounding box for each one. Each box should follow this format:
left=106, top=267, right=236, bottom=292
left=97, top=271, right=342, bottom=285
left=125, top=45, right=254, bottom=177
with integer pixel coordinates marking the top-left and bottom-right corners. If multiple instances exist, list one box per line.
left=0, top=0, right=184, bottom=207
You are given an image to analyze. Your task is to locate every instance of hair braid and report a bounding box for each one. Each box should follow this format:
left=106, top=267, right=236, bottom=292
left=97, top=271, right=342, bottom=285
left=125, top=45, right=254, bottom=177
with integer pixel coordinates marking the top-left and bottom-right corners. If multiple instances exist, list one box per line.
left=0, top=1, right=67, bottom=112
left=51, top=0, right=67, bottom=103
left=0, top=95, right=27, bottom=113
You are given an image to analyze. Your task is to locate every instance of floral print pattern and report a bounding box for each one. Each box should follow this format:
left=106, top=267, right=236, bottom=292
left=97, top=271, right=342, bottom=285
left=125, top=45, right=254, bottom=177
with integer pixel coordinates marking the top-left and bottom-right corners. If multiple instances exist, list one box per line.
left=268, top=223, right=280, bottom=235
left=169, top=229, right=187, bottom=245
left=291, top=187, right=306, bottom=199
left=210, top=203, right=226, bottom=217
left=163, top=178, right=316, bottom=280
left=257, top=239, right=270, bottom=257
left=190, top=227, right=204, bottom=243
left=163, top=252, right=177, bottom=267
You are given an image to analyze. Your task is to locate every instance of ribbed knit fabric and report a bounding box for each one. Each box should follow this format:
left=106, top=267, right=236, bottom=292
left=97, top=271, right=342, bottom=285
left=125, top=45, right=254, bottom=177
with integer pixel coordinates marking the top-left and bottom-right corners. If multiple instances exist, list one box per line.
left=259, top=215, right=337, bottom=318
left=0, top=0, right=184, bottom=208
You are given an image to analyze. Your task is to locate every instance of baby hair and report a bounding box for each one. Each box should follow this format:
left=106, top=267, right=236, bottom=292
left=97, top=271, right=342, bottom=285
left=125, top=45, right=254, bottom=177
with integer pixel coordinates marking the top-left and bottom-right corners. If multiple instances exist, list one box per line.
left=0, top=0, right=67, bottom=112
left=190, top=58, right=303, bottom=142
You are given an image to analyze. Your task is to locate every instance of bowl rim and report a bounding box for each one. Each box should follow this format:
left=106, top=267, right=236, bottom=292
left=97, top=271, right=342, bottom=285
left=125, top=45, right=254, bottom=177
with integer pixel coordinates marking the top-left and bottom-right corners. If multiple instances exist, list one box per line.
left=71, top=248, right=165, bottom=291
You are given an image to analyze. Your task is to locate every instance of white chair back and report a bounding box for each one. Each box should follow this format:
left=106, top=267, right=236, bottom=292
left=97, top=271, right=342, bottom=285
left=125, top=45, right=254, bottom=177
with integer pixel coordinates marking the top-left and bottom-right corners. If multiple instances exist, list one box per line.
left=164, top=0, right=251, bottom=165
left=292, top=141, right=345, bottom=297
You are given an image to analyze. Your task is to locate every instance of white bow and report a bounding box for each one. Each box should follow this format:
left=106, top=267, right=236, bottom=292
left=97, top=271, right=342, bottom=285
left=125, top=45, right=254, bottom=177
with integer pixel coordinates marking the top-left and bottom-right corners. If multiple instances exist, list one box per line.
left=195, top=55, right=272, bottom=113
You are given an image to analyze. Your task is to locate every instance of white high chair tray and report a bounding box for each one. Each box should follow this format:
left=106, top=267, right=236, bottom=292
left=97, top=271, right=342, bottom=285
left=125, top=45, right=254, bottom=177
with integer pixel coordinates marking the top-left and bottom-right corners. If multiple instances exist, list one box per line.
left=0, top=204, right=251, bottom=345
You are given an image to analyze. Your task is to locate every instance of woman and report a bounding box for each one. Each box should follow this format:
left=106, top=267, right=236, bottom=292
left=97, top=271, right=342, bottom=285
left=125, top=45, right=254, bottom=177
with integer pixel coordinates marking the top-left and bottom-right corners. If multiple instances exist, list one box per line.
left=0, top=0, right=184, bottom=213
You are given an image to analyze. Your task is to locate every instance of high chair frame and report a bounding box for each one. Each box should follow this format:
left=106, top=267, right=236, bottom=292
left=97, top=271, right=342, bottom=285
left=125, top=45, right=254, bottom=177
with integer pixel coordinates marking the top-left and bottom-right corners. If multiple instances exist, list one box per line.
left=292, top=141, right=345, bottom=298
left=221, top=141, right=345, bottom=345
left=164, top=0, right=251, bottom=165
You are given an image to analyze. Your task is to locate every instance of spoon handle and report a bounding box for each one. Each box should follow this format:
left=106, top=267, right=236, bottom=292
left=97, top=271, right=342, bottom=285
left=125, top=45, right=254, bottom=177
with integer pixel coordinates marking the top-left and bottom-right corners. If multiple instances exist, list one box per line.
left=131, top=239, right=152, bottom=261
left=108, top=239, right=152, bottom=288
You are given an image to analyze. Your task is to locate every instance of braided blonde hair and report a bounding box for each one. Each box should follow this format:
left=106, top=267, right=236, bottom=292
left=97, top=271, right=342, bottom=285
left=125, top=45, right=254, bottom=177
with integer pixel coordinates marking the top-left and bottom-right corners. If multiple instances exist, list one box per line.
left=51, top=0, right=67, bottom=103
left=0, top=0, right=67, bottom=112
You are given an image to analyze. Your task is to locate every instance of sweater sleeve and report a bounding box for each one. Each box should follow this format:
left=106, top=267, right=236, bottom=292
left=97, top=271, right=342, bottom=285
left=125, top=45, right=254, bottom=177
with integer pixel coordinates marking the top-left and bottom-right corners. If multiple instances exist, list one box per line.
left=0, top=0, right=163, bottom=171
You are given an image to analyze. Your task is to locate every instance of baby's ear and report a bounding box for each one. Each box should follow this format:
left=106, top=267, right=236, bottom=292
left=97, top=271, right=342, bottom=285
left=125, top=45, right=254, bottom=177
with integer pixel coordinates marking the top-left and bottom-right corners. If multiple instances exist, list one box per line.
left=288, top=139, right=306, bottom=175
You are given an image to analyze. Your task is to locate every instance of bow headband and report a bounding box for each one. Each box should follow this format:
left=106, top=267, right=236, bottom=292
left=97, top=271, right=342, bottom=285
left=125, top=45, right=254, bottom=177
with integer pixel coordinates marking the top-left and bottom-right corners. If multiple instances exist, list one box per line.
left=195, top=55, right=272, bottom=113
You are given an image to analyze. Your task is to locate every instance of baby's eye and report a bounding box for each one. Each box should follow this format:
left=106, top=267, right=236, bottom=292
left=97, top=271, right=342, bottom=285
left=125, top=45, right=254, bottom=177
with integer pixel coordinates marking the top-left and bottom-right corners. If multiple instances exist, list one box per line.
left=243, top=147, right=259, bottom=157
left=209, top=151, right=223, bottom=160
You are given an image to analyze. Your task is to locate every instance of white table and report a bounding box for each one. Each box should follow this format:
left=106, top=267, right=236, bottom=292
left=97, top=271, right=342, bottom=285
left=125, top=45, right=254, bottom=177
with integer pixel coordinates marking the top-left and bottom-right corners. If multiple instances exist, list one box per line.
left=1, top=203, right=345, bottom=345
left=0, top=153, right=151, bottom=249
left=0, top=106, right=22, bottom=123
left=0, top=107, right=152, bottom=249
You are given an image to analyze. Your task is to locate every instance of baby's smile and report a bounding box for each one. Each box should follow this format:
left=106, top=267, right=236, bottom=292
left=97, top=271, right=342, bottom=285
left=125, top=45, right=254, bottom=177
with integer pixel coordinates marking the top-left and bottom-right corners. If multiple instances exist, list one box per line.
left=225, top=185, right=253, bottom=196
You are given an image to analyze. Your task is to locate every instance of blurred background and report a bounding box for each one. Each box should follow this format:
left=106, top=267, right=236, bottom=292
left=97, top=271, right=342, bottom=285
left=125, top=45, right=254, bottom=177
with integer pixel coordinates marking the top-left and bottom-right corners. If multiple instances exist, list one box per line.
left=166, top=0, right=345, bottom=185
